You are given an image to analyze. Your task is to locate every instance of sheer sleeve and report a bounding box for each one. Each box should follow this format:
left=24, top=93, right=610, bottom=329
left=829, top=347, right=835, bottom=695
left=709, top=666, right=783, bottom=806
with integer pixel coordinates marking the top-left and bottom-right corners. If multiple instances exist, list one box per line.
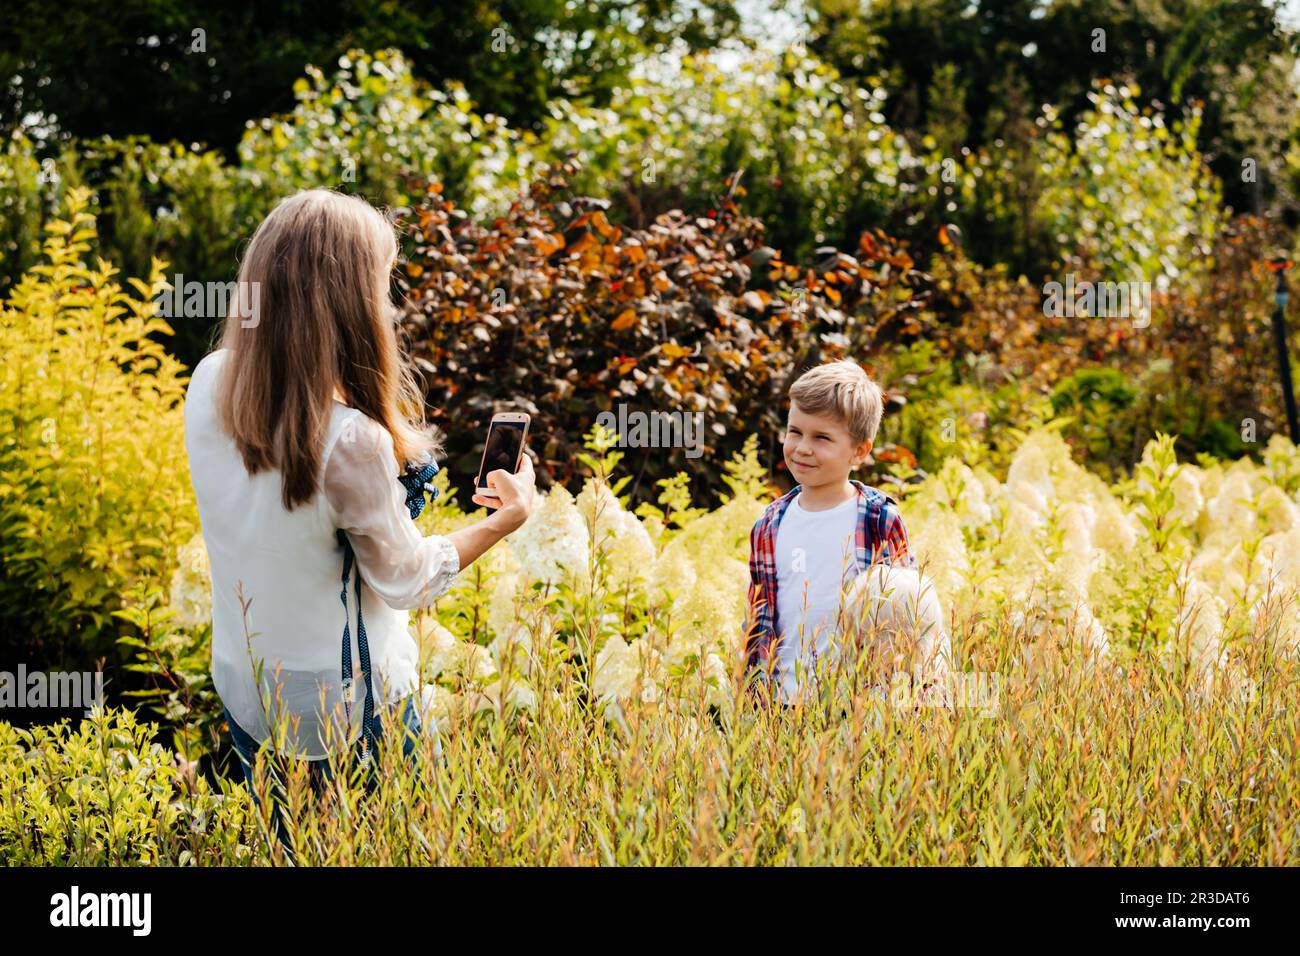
left=323, top=412, right=461, bottom=610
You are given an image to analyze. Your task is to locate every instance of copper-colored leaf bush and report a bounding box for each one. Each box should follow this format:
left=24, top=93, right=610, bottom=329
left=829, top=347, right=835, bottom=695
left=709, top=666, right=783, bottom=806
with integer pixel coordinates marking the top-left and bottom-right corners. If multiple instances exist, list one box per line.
left=396, top=161, right=934, bottom=503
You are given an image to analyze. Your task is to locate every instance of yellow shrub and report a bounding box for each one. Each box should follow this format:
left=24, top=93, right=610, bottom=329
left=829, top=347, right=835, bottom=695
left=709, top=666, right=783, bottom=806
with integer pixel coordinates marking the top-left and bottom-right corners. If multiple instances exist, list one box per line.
left=0, top=187, right=196, bottom=668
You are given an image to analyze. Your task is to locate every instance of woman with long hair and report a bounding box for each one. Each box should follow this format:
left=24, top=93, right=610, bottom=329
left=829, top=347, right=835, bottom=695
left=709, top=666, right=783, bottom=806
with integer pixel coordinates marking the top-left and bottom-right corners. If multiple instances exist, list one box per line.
left=183, top=188, right=536, bottom=836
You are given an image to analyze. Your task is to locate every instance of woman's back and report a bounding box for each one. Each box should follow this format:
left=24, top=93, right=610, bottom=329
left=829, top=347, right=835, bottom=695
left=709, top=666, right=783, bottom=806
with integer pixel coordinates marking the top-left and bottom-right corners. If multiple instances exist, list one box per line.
left=184, top=347, right=423, bottom=758
left=186, top=188, right=533, bottom=771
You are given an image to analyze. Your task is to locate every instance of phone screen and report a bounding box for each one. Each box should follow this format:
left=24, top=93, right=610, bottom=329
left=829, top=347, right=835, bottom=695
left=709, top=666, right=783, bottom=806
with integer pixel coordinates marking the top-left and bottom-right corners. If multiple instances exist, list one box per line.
left=477, top=420, right=526, bottom=489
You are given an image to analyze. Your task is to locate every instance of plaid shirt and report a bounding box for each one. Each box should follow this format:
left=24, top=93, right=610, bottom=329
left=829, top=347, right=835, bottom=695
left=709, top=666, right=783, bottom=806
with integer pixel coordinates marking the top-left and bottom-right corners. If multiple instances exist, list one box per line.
left=742, top=479, right=914, bottom=692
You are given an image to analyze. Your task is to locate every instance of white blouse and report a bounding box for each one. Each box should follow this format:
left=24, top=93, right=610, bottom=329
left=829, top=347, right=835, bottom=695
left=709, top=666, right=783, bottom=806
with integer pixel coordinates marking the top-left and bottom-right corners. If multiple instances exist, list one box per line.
left=183, top=348, right=460, bottom=758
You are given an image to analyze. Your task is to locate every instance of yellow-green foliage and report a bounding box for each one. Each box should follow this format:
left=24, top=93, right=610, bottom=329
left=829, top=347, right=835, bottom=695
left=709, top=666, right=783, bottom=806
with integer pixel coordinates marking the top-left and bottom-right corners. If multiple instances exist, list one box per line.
left=0, top=187, right=196, bottom=665
left=0, top=707, right=250, bottom=865
left=0, top=133, right=46, bottom=285
left=2, top=631, right=1296, bottom=865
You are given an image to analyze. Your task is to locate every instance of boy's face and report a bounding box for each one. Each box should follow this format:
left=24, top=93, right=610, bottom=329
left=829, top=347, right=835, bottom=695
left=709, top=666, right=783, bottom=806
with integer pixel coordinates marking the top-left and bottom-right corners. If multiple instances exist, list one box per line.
left=783, top=401, right=872, bottom=486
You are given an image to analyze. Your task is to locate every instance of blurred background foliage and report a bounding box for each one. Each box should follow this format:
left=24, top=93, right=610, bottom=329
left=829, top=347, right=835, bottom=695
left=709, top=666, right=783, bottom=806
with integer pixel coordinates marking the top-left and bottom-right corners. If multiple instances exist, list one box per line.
left=2, top=1, right=1298, bottom=478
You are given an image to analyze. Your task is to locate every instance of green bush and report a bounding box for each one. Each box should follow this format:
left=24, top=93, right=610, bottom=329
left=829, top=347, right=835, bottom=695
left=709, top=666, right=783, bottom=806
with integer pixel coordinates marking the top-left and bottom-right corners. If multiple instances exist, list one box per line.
left=0, top=134, right=94, bottom=295
left=539, top=49, right=913, bottom=263
left=237, top=48, right=530, bottom=222
left=1050, top=367, right=1139, bottom=477
left=1037, top=81, right=1224, bottom=284
left=872, top=340, right=1052, bottom=481
left=0, top=133, right=45, bottom=290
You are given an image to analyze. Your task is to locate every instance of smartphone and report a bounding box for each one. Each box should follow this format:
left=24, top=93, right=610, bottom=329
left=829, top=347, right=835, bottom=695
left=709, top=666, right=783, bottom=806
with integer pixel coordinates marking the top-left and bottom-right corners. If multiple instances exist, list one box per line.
left=475, top=412, right=531, bottom=498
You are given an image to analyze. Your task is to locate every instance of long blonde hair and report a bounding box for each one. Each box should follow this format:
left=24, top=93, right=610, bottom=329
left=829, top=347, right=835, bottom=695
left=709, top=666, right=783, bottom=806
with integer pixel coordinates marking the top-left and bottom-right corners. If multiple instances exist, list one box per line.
left=213, top=189, right=442, bottom=510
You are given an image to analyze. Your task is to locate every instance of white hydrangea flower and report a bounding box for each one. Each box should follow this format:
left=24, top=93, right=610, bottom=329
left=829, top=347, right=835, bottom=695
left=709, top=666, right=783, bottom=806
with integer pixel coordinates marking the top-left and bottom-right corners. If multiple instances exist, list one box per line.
left=1171, top=577, right=1228, bottom=691
left=933, top=459, right=993, bottom=527
left=640, top=512, right=667, bottom=549
left=1189, top=542, right=1248, bottom=602
left=1257, top=526, right=1300, bottom=588
left=1006, top=440, right=1056, bottom=503
left=487, top=569, right=527, bottom=641
left=1206, top=471, right=1257, bottom=536
left=1004, top=498, right=1045, bottom=534
left=1195, top=462, right=1226, bottom=509
left=489, top=618, right=534, bottom=677
left=1054, top=547, right=1094, bottom=602
left=663, top=631, right=708, bottom=670
left=1010, top=479, right=1050, bottom=516
left=955, top=469, right=993, bottom=526
left=592, top=636, right=639, bottom=702
left=1059, top=500, right=1096, bottom=557
left=592, top=636, right=663, bottom=703
left=1257, top=485, right=1299, bottom=534
left=1247, top=590, right=1300, bottom=660
left=459, top=642, right=498, bottom=682
left=1092, top=496, right=1138, bottom=553
left=168, top=532, right=212, bottom=630
left=1016, top=600, right=1110, bottom=676
left=420, top=619, right=460, bottom=680
left=1074, top=604, right=1111, bottom=661
left=574, top=479, right=656, bottom=588
left=649, top=538, right=697, bottom=610
left=679, top=557, right=750, bottom=648
left=1168, top=468, right=1204, bottom=526
left=419, top=682, right=457, bottom=729
left=911, top=508, right=968, bottom=598
left=507, top=484, right=591, bottom=586
left=419, top=618, right=498, bottom=684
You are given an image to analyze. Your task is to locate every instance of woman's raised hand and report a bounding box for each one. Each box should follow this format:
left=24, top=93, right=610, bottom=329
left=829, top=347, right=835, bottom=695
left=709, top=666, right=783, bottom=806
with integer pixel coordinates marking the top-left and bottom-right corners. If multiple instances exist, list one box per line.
left=472, top=450, right=538, bottom=531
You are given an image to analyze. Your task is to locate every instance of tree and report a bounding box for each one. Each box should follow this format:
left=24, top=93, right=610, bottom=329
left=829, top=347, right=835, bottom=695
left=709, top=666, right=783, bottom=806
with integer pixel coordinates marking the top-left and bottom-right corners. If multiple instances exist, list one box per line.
left=805, top=0, right=1300, bottom=220
left=0, top=0, right=741, bottom=157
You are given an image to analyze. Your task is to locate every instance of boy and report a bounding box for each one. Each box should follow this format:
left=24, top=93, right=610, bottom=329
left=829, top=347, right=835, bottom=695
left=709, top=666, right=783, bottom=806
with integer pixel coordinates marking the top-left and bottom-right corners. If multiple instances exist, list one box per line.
left=742, top=359, right=950, bottom=707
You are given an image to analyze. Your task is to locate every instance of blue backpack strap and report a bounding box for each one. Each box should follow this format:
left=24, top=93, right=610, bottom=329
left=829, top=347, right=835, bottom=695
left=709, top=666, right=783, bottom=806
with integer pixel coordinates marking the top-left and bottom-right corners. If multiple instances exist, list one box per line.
left=338, top=453, right=441, bottom=774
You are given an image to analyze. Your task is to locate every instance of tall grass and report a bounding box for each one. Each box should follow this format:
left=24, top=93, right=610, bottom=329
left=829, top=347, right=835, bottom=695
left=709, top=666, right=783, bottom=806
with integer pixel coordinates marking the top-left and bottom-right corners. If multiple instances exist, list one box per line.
left=2, top=609, right=1295, bottom=865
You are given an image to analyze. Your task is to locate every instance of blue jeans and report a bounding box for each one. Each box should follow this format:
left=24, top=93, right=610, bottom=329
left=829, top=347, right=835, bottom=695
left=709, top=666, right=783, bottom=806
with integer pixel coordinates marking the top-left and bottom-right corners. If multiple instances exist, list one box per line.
left=223, top=693, right=436, bottom=860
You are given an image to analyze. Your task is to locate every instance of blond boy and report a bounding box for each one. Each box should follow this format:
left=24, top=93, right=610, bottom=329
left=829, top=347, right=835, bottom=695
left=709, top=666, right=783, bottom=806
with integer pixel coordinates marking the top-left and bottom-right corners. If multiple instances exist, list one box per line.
left=742, top=360, right=951, bottom=706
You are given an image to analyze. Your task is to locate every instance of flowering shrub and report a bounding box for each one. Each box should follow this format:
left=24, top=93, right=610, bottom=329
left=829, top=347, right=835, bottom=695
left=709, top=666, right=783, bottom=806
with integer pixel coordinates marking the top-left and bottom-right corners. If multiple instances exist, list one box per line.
left=905, top=428, right=1300, bottom=697
left=153, top=411, right=1300, bottom=741
left=0, top=132, right=47, bottom=292
left=404, top=424, right=766, bottom=731
left=379, top=422, right=1300, bottom=736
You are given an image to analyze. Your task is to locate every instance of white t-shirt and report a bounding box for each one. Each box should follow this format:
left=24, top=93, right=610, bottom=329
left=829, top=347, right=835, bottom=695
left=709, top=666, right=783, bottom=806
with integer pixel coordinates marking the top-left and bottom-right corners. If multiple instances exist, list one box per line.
left=773, top=491, right=860, bottom=703
left=183, top=348, right=461, bottom=758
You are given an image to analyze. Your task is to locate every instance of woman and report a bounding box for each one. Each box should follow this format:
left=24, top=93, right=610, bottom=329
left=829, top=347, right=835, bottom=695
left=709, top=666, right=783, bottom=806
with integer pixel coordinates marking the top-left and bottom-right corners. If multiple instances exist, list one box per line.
left=183, top=188, right=537, bottom=817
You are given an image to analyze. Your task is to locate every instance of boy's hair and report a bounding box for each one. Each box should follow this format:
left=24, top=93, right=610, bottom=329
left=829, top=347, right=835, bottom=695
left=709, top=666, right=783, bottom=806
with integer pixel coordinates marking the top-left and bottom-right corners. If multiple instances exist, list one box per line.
left=788, top=359, right=884, bottom=448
